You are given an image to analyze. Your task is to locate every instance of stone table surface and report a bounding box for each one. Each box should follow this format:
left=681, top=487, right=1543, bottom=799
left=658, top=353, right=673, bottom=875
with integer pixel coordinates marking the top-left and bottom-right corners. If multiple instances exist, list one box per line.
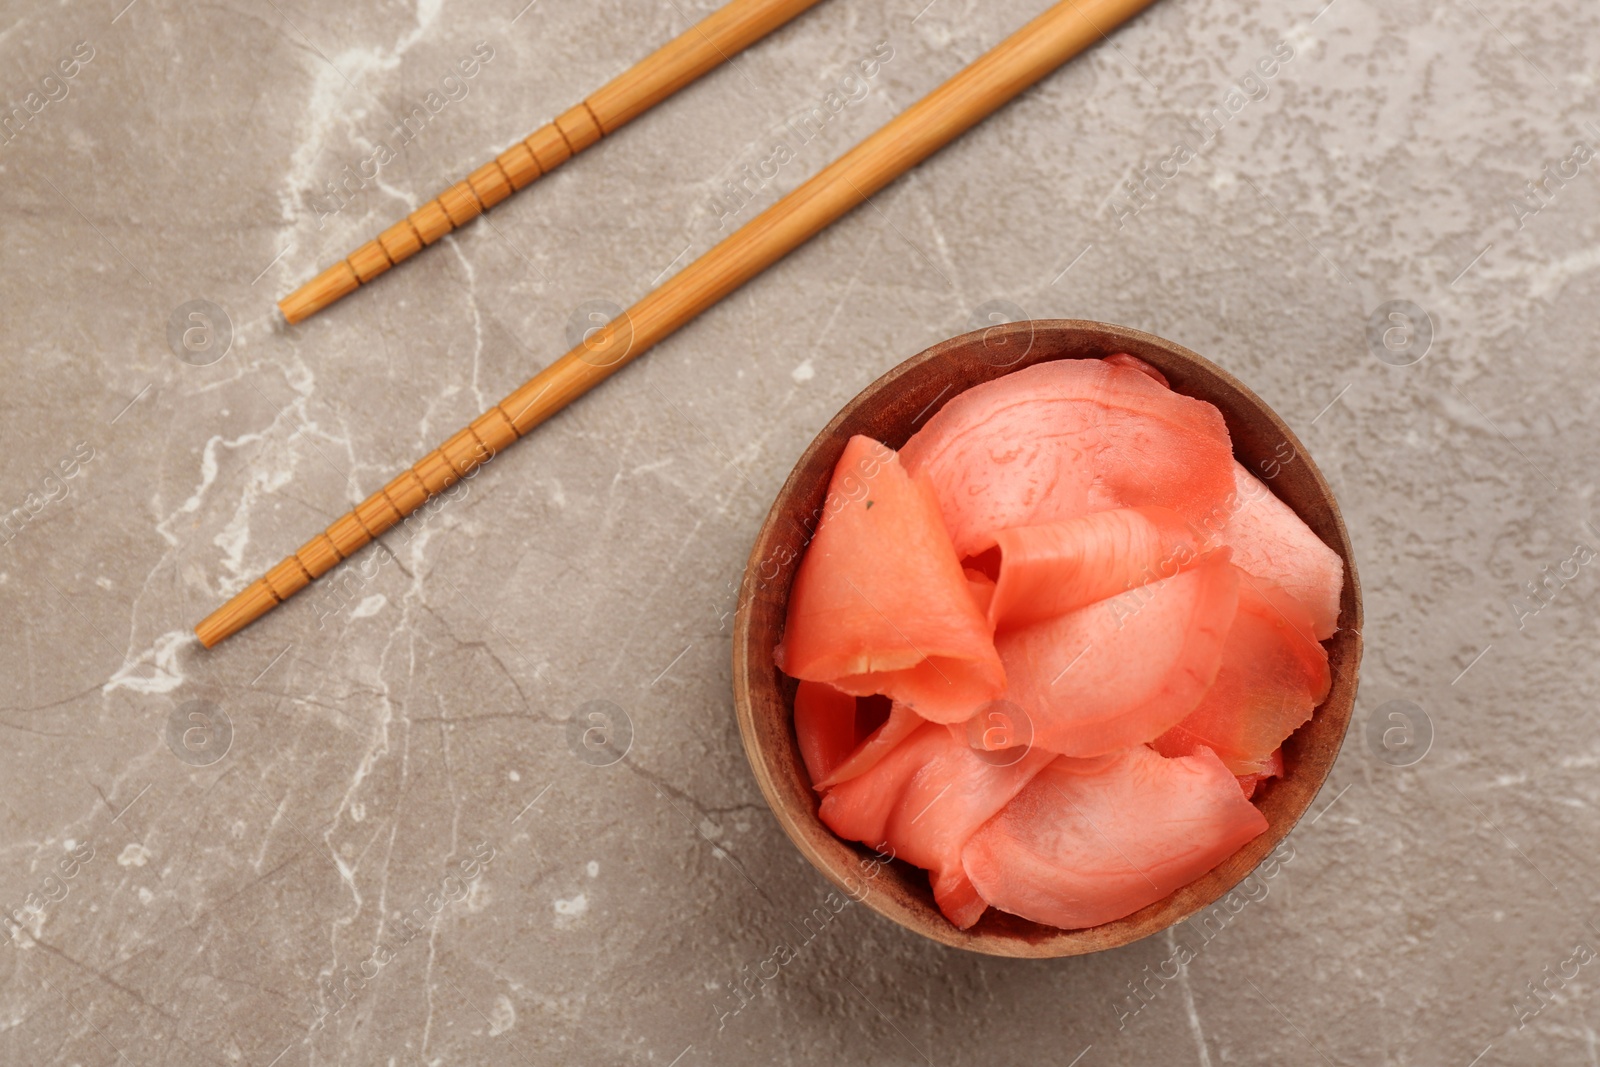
left=3, top=0, right=1598, bottom=1063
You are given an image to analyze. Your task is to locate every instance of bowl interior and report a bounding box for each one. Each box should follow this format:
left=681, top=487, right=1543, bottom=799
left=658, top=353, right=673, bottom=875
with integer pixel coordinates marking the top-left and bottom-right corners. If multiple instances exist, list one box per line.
left=732, top=320, right=1362, bottom=957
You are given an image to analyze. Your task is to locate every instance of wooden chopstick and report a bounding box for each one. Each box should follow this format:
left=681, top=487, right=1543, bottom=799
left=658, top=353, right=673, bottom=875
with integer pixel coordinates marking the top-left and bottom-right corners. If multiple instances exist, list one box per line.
left=277, top=0, right=828, bottom=325
left=199, top=0, right=1160, bottom=648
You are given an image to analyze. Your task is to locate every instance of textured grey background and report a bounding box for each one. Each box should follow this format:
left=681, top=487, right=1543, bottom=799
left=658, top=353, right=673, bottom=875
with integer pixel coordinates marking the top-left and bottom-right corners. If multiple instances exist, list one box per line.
left=1, top=0, right=1597, bottom=1063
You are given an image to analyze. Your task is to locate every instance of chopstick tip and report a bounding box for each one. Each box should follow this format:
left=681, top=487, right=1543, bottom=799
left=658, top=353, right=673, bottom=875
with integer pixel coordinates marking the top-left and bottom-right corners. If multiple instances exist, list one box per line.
left=195, top=579, right=282, bottom=649
left=278, top=262, right=360, bottom=325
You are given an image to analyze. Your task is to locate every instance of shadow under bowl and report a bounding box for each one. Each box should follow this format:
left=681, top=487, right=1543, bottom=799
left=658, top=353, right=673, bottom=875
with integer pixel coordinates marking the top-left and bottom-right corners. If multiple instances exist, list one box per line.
left=732, top=319, right=1362, bottom=957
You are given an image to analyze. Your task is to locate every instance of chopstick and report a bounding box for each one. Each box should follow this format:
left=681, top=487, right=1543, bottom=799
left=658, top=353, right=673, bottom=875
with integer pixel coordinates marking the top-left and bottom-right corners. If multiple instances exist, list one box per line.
left=199, top=0, right=1160, bottom=648
left=277, top=0, right=829, bottom=325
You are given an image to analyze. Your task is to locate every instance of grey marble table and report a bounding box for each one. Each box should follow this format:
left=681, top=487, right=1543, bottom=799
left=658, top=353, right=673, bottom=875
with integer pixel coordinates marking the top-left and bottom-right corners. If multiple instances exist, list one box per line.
left=3, top=0, right=1598, bottom=1063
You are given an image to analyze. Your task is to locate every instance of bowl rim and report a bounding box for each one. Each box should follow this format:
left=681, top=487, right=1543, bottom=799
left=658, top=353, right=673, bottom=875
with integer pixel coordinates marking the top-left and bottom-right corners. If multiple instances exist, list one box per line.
left=732, top=318, right=1363, bottom=957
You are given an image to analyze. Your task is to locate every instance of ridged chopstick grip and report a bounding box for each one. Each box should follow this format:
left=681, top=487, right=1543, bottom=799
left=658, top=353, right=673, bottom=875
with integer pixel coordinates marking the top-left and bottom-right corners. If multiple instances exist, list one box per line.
left=277, top=0, right=827, bottom=324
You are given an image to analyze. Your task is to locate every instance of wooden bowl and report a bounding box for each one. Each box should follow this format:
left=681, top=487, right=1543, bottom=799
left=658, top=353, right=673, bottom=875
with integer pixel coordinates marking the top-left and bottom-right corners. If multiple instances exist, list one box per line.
left=731, top=320, right=1362, bottom=957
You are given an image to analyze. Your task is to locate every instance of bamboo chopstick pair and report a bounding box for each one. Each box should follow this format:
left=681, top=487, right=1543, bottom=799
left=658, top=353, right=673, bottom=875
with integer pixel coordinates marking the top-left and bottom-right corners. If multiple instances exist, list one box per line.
left=199, top=0, right=1160, bottom=647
